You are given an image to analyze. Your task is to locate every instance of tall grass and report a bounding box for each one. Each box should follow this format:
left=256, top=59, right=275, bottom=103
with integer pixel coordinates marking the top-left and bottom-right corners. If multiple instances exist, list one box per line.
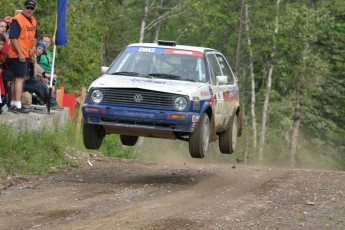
left=0, top=122, right=137, bottom=179
left=0, top=122, right=79, bottom=178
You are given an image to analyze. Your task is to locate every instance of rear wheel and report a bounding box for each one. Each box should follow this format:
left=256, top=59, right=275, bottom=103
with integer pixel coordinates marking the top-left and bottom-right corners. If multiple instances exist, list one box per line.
left=189, top=113, right=210, bottom=158
left=120, top=135, right=139, bottom=146
left=83, top=122, right=105, bottom=149
left=219, top=115, right=238, bottom=154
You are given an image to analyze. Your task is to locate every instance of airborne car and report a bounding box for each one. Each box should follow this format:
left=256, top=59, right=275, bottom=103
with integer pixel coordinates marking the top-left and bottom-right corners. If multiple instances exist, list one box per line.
left=82, top=40, right=242, bottom=158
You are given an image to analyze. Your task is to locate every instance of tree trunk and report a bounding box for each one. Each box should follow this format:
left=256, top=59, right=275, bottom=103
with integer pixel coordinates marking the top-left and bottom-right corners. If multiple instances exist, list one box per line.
left=258, top=0, right=281, bottom=161
left=290, top=89, right=301, bottom=168
left=235, top=0, right=244, bottom=75
left=154, top=0, right=164, bottom=42
left=139, top=0, right=149, bottom=43
left=290, top=45, right=308, bottom=168
left=244, top=3, right=257, bottom=154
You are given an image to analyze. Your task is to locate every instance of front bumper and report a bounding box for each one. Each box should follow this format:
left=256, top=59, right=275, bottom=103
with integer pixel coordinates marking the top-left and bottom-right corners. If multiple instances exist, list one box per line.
left=82, top=103, right=200, bottom=134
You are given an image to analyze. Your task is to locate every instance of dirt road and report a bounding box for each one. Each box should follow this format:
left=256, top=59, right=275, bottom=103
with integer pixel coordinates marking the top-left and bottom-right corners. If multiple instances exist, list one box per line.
left=1, top=154, right=345, bottom=230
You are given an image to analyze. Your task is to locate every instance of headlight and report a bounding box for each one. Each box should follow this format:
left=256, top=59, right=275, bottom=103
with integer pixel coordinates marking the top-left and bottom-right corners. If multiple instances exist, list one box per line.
left=90, top=89, right=104, bottom=103
left=174, top=96, right=188, bottom=111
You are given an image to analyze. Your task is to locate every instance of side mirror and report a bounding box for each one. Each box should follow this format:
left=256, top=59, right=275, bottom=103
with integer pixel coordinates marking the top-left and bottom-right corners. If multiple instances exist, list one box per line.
left=101, top=66, right=109, bottom=74
left=216, top=75, right=227, bottom=84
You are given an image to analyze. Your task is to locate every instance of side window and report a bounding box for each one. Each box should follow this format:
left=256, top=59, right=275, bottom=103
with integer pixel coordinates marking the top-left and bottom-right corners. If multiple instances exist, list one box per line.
left=206, top=52, right=222, bottom=84
left=215, top=53, right=235, bottom=84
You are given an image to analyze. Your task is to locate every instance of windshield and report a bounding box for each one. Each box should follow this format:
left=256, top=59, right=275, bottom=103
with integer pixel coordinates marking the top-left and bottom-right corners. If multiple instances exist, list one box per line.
left=107, top=46, right=209, bottom=82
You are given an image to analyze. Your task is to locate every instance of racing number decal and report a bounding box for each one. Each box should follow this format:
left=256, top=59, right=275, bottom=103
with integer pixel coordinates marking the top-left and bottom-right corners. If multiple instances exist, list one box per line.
left=216, top=101, right=223, bottom=114
left=216, top=92, right=223, bottom=114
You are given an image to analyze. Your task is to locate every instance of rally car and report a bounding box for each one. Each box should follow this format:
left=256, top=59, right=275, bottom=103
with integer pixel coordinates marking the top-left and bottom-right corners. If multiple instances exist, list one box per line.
left=82, top=40, right=242, bottom=158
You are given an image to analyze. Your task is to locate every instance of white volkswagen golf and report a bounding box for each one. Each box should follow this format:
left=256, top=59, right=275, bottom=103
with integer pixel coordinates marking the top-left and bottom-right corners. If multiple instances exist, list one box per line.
left=82, top=40, right=242, bottom=158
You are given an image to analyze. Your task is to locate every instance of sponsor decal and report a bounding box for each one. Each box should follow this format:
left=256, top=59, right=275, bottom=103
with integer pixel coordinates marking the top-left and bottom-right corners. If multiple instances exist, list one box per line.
left=200, top=91, right=210, bottom=97
left=208, top=95, right=216, bottom=105
left=125, top=47, right=165, bottom=54
left=124, top=47, right=203, bottom=57
left=191, top=122, right=197, bottom=131
left=114, top=110, right=155, bottom=119
left=222, top=91, right=238, bottom=100
left=192, top=115, right=200, bottom=123
left=192, top=97, right=200, bottom=110
left=208, top=86, right=213, bottom=96
left=193, top=97, right=200, bottom=102
left=138, top=47, right=155, bottom=52
left=165, top=49, right=204, bottom=57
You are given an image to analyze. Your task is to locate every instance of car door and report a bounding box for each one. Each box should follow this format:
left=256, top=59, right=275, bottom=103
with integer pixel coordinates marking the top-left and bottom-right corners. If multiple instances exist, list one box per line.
left=216, top=52, right=239, bottom=128
left=206, top=51, right=238, bottom=130
left=205, top=51, right=225, bottom=129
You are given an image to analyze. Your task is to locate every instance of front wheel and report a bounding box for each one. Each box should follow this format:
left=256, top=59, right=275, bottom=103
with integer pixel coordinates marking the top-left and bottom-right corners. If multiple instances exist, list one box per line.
left=189, top=113, right=210, bottom=158
left=219, top=115, right=238, bottom=154
left=83, top=122, right=105, bottom=149
left=120, top=135, right=138, bottom=146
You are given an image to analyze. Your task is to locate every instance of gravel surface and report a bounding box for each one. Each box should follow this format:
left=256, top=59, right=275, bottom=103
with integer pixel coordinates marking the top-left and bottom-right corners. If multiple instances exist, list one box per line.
left=1, top=154, right=344, bottom=230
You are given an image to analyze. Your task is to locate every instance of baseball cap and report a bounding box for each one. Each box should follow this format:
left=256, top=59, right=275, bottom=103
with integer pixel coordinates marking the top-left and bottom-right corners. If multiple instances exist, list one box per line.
left=4, top=16, right=13, bottom=23
left=24, top=0, right=36, bottom=8
left=37, top=42, right=46, bottom=50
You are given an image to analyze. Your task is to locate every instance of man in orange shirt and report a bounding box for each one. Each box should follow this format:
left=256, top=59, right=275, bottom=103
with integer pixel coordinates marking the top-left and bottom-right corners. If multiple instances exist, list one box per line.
left=7, top=0, right=37, bottom=113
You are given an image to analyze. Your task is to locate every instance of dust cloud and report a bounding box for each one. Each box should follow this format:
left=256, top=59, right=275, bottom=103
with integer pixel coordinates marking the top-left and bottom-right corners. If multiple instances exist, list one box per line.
left=134, top=137, right=235, bottom=166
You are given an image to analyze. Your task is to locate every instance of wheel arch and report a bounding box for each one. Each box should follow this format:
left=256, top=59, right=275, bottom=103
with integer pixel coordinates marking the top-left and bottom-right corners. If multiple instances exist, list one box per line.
left=203, top=105, right=216, bottom=142
left=236, top=106, right=243, bottom=137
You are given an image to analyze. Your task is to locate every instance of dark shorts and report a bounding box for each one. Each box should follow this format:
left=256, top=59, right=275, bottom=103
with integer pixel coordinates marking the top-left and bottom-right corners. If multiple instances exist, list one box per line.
left=6, top=58, right=30, bottom=78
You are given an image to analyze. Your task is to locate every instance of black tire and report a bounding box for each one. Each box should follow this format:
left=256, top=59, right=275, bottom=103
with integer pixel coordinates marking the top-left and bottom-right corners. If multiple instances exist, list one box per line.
left=219, top=115, right=238, bottom=154
left=83, top=122, right=105, bottom=149
left=120, top=135, right=139, bottom=146
left=189, top=113, right=210, bottom=158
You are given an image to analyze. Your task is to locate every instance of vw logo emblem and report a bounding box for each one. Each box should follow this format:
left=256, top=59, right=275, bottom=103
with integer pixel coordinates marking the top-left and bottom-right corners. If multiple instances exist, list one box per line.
left=134, top=94, right=143, bottom=103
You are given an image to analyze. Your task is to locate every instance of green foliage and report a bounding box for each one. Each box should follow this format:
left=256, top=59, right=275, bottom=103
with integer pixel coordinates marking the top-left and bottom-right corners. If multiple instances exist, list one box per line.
left=98, top=135, right=137, bottom=159
left=0, top=123, right=78, bottom=177
left=0, top=121, right=136, bottom=178
left=1, top=0, right=344, bottom=169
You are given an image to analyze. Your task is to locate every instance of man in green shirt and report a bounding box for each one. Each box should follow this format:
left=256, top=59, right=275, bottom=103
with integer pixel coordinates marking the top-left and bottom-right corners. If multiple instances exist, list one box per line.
left=39, top=34, right=57, bottom=92
left=39, top=34, right=53, bottom=73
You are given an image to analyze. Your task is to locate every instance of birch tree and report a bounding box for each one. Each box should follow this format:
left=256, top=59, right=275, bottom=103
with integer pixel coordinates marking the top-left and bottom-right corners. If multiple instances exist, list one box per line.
left=244, top=3, right=257, bottom=154
left=258, top=0, right=281, bottom=161
left=139, top=0, right=150, bottom=43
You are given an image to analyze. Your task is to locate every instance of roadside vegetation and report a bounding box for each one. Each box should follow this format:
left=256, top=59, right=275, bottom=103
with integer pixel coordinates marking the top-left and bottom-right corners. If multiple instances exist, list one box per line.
left=0, top=122, right=136, bottom=179
left=1, top=0, right=344, bottom=170
left=0, top=123, right=78, bottom=177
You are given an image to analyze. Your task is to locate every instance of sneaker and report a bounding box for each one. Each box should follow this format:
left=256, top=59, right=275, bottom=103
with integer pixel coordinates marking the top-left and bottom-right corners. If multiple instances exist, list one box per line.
left=9, top=105, right=30, bottom=114
left=51, top=105, right=64, bottom=111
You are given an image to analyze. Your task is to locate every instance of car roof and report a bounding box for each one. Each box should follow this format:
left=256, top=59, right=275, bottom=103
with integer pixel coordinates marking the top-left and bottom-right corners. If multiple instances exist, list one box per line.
left=127, top=42, right=217, bottom=54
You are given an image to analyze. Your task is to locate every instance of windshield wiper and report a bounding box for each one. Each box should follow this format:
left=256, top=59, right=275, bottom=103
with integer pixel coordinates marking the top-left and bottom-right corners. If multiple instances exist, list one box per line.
left=148, top=73, right=198, bottom=82
left=148, top=73, right=181, bottom=80
left=110, top=71, right=139, bottom=76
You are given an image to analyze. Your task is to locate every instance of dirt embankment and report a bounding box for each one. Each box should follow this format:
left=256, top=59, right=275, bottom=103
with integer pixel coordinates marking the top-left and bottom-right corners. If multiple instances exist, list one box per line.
left=1, top=154, right=345, bottom=230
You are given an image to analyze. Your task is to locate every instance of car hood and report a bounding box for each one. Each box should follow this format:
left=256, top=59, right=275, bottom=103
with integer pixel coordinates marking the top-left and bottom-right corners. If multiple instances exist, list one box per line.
left=90, top=75, right=207, bottom=95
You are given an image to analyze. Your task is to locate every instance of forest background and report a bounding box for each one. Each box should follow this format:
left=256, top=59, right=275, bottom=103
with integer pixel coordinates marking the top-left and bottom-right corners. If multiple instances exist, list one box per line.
left=1, top=0, right=344, bottom=170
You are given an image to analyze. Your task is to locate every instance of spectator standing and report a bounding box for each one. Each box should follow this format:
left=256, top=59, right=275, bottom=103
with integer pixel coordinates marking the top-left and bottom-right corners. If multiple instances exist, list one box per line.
left=7, top=0, right=38, bottom=113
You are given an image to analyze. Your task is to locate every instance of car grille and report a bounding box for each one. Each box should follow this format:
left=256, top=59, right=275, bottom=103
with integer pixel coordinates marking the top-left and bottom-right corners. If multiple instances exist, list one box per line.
left=101, top=88, right=181, bottom=108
